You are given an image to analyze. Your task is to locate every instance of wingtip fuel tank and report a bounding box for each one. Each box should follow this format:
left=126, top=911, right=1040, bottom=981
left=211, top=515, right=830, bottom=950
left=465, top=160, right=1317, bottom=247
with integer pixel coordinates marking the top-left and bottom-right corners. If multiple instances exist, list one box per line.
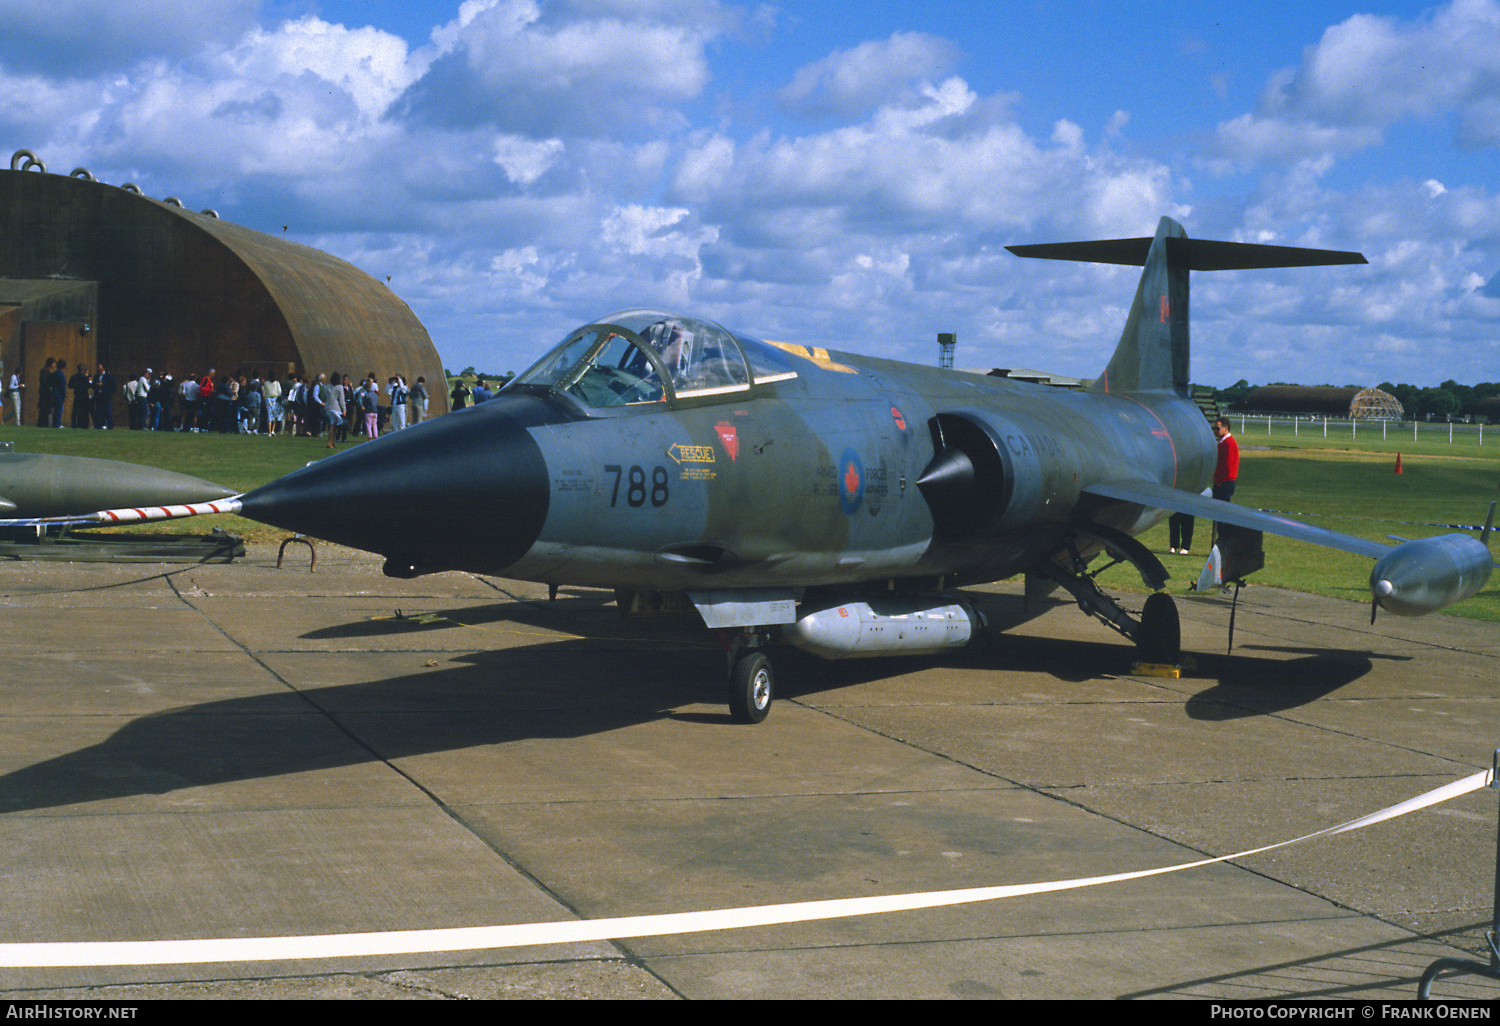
left=1370, top=534, right=1493, bottom=616
left=0, top=449, right=235, bottom=520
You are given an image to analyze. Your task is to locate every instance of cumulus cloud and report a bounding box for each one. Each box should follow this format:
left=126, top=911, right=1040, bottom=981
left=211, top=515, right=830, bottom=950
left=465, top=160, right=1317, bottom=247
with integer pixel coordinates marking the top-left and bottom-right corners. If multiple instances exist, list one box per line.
left=229, top=17, right=420, bottom=121
left=396, top=0, right=725, bottom=137
left=676, top=73, right=1181, bottom=293
left=778, top=31, right=964, bottom=120
left=602, top=204, right=716, bottom=259
left=492, top=135, right=565, bottom=185
left=0, top=14, right=422, bottom=189
left=1214, top=0, right=1500, bottom=166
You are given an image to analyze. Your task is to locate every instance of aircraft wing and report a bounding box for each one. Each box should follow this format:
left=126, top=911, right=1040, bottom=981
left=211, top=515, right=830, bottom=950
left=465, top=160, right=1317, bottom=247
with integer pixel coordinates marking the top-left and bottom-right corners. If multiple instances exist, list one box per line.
left=1082, top=479, right=1390, bottom=558
left=1084, top=478, right=1494, bottom=617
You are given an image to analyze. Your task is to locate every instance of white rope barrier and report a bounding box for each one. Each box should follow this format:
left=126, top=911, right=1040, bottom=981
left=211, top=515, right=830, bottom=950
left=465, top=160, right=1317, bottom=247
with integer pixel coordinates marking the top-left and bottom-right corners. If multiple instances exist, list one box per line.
left=0, top=767, right=1490, bottom=968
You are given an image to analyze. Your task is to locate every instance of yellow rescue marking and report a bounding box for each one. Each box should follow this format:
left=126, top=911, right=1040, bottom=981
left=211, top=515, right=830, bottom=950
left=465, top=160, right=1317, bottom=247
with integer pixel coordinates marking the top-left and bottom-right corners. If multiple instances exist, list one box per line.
left=668, top=443, right=715, bottom=464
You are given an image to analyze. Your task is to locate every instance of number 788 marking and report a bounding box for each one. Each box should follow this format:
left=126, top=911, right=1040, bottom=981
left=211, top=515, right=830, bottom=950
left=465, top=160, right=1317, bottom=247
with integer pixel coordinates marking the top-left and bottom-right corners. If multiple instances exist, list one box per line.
left=604, top=465, right=670, bottom=507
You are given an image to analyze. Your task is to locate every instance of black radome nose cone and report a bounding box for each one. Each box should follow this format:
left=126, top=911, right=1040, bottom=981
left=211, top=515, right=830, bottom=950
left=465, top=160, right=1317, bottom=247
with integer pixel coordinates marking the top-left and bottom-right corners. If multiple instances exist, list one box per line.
left=240, top=398, right=550, bottom=576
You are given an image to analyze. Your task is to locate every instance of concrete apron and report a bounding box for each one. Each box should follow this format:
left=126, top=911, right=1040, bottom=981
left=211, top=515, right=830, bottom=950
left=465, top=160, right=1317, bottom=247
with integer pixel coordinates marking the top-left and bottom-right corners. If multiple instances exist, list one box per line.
left=0, top=547, right=1494, bottom=999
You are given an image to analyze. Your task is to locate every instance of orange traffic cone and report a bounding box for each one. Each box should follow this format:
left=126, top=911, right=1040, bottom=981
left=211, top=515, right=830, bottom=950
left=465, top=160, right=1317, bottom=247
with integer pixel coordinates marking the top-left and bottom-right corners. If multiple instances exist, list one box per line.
left=1395, top=452, right=1403, bottom=474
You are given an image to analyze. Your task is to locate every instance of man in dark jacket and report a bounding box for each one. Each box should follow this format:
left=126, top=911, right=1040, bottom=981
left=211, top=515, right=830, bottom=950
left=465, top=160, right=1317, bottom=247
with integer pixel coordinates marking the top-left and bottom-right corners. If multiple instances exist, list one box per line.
left=92, top=364, right=115, bottom=428
left=49, top=361, right=67, bottom=427
left=69, top=365, right=92, bottom=428
left=304, top=373, right=324, bottom=435
left=36, top=359, right=55, bottom=427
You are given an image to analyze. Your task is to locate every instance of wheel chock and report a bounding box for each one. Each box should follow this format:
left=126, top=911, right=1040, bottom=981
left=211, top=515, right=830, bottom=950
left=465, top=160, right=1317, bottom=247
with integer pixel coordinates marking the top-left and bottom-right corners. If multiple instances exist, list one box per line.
left=1131, top=660, right=1181, bottom=678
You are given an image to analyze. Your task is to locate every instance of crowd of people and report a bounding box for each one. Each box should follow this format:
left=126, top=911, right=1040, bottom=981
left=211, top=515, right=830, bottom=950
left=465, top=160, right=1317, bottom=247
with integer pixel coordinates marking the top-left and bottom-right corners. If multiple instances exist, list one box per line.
left=307, top=371, right=431, bottom=448
left=4, top=363, right=434, bottom=443
left=447, top=377, right=500, bottom=410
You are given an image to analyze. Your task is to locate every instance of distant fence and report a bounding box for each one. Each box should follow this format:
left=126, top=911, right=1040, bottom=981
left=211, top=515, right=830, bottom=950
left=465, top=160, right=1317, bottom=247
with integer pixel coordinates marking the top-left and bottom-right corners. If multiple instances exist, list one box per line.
left=1230, top=413, right=1487, bottom=445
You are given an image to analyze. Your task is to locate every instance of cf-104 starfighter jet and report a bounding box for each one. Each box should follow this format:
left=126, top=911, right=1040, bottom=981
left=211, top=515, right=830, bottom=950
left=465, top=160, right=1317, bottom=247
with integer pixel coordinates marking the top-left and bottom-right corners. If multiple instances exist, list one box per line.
left=10, top=217, right=1492, bottom=722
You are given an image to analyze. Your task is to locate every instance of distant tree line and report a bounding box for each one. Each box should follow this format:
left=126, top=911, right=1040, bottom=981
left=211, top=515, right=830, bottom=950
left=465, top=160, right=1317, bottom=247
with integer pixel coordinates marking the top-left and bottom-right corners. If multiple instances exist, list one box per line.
left=1208, top=379, right=1500, bottom=420
left=445, top=366, right=516, bottom=388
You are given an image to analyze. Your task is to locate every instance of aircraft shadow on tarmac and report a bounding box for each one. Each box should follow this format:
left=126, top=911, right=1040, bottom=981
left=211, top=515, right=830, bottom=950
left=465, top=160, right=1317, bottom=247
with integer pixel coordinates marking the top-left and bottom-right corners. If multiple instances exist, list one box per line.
left=0, top=598, right=1400, bottom=814
left=1181, top=644, right=1409, bottom=721
left=0, top=636, right=725, bottom=815
left=295, top=586, right=630, bottom=642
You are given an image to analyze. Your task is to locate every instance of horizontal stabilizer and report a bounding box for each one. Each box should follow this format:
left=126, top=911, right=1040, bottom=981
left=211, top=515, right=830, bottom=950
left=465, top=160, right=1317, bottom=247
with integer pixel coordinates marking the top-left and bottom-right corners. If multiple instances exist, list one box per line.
left=1007, top=236, right=1366, bottom=270
left=1083, top=479, right=1390, bottom=559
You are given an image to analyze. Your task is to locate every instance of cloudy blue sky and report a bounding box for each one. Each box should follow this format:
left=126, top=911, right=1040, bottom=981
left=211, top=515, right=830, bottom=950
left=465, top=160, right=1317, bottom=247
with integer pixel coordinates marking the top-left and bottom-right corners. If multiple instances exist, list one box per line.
left=3, top=0, right=1498, bottom=388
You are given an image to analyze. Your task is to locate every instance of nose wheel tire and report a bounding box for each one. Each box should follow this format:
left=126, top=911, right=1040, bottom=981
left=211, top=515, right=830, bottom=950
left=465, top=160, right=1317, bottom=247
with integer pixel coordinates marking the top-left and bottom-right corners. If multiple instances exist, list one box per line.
left=728, top=650, right=774, bottom=723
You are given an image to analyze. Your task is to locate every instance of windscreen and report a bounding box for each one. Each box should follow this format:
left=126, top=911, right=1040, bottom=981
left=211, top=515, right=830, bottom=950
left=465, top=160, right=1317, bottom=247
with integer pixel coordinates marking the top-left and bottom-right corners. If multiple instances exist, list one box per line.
left=512, top=310, right=752, bottom=407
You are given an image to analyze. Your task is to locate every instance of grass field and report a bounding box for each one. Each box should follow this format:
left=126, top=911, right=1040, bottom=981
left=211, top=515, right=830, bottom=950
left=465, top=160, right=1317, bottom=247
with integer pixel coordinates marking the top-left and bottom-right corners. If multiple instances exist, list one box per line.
left=4, top=420, right=1498, bottom=623
left=1220, top=413, right=1494, bottom=459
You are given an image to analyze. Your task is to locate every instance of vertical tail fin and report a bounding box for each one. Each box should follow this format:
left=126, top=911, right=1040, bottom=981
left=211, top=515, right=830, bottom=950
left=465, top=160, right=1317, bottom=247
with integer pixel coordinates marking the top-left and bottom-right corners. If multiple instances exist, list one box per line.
left=1006, top=218, right=1366, bottom=397
left=1099, top=217, right=1189, bottom=395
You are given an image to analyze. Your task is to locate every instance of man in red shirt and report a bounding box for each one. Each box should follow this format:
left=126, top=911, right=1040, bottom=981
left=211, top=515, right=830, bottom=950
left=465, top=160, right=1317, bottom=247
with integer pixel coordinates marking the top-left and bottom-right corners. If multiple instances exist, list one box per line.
left=1213, top=416, right=1239, bottom=501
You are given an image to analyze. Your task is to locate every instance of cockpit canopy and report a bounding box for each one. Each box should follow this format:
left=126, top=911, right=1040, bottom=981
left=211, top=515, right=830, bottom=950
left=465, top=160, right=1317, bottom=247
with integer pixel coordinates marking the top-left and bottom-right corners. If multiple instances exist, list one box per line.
left=512, top=310, right=753, bottom=408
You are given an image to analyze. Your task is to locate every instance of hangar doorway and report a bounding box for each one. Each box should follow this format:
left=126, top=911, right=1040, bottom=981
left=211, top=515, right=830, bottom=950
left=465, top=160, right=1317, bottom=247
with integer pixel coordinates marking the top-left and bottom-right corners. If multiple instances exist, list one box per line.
left=23, top=322, right=95, bottom=427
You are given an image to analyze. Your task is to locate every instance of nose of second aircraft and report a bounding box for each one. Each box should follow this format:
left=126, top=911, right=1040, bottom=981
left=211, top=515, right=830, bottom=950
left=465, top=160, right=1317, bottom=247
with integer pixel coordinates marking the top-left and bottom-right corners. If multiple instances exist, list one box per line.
left=238, top=396, right=552, bottom=577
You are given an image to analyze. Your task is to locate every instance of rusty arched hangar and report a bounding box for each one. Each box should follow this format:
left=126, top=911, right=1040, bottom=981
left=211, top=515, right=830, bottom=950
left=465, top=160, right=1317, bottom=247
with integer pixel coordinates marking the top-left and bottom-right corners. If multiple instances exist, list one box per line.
left=1232, top=384, right=1406, bottom=420
left=0, top=151, right=448, bottom=426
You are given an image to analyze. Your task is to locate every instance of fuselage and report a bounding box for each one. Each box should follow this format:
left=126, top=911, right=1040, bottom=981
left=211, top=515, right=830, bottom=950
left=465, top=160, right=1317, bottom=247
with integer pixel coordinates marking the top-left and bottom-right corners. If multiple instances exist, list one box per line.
left=239, top=325, right=1216, bottom=592
left=511, top=344, right=1215, bottom=589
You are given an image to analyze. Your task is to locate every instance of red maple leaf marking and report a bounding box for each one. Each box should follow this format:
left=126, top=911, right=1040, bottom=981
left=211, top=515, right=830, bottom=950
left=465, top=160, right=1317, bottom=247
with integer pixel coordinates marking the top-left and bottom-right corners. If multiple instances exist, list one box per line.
left=843, top=460, right=860, bottom=498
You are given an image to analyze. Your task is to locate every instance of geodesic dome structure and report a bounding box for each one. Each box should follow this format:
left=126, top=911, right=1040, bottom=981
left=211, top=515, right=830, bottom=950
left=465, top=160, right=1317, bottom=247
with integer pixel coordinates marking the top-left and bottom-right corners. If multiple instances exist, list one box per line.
left=1348, top=387, right=1404, bottom=420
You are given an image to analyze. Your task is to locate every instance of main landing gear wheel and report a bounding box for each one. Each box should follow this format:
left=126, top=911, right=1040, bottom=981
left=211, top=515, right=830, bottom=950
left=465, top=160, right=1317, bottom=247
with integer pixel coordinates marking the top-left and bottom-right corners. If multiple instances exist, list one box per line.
left=728, top=650, right=774, bottom=724
left=1137, top=592, right=1181, bottom=664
